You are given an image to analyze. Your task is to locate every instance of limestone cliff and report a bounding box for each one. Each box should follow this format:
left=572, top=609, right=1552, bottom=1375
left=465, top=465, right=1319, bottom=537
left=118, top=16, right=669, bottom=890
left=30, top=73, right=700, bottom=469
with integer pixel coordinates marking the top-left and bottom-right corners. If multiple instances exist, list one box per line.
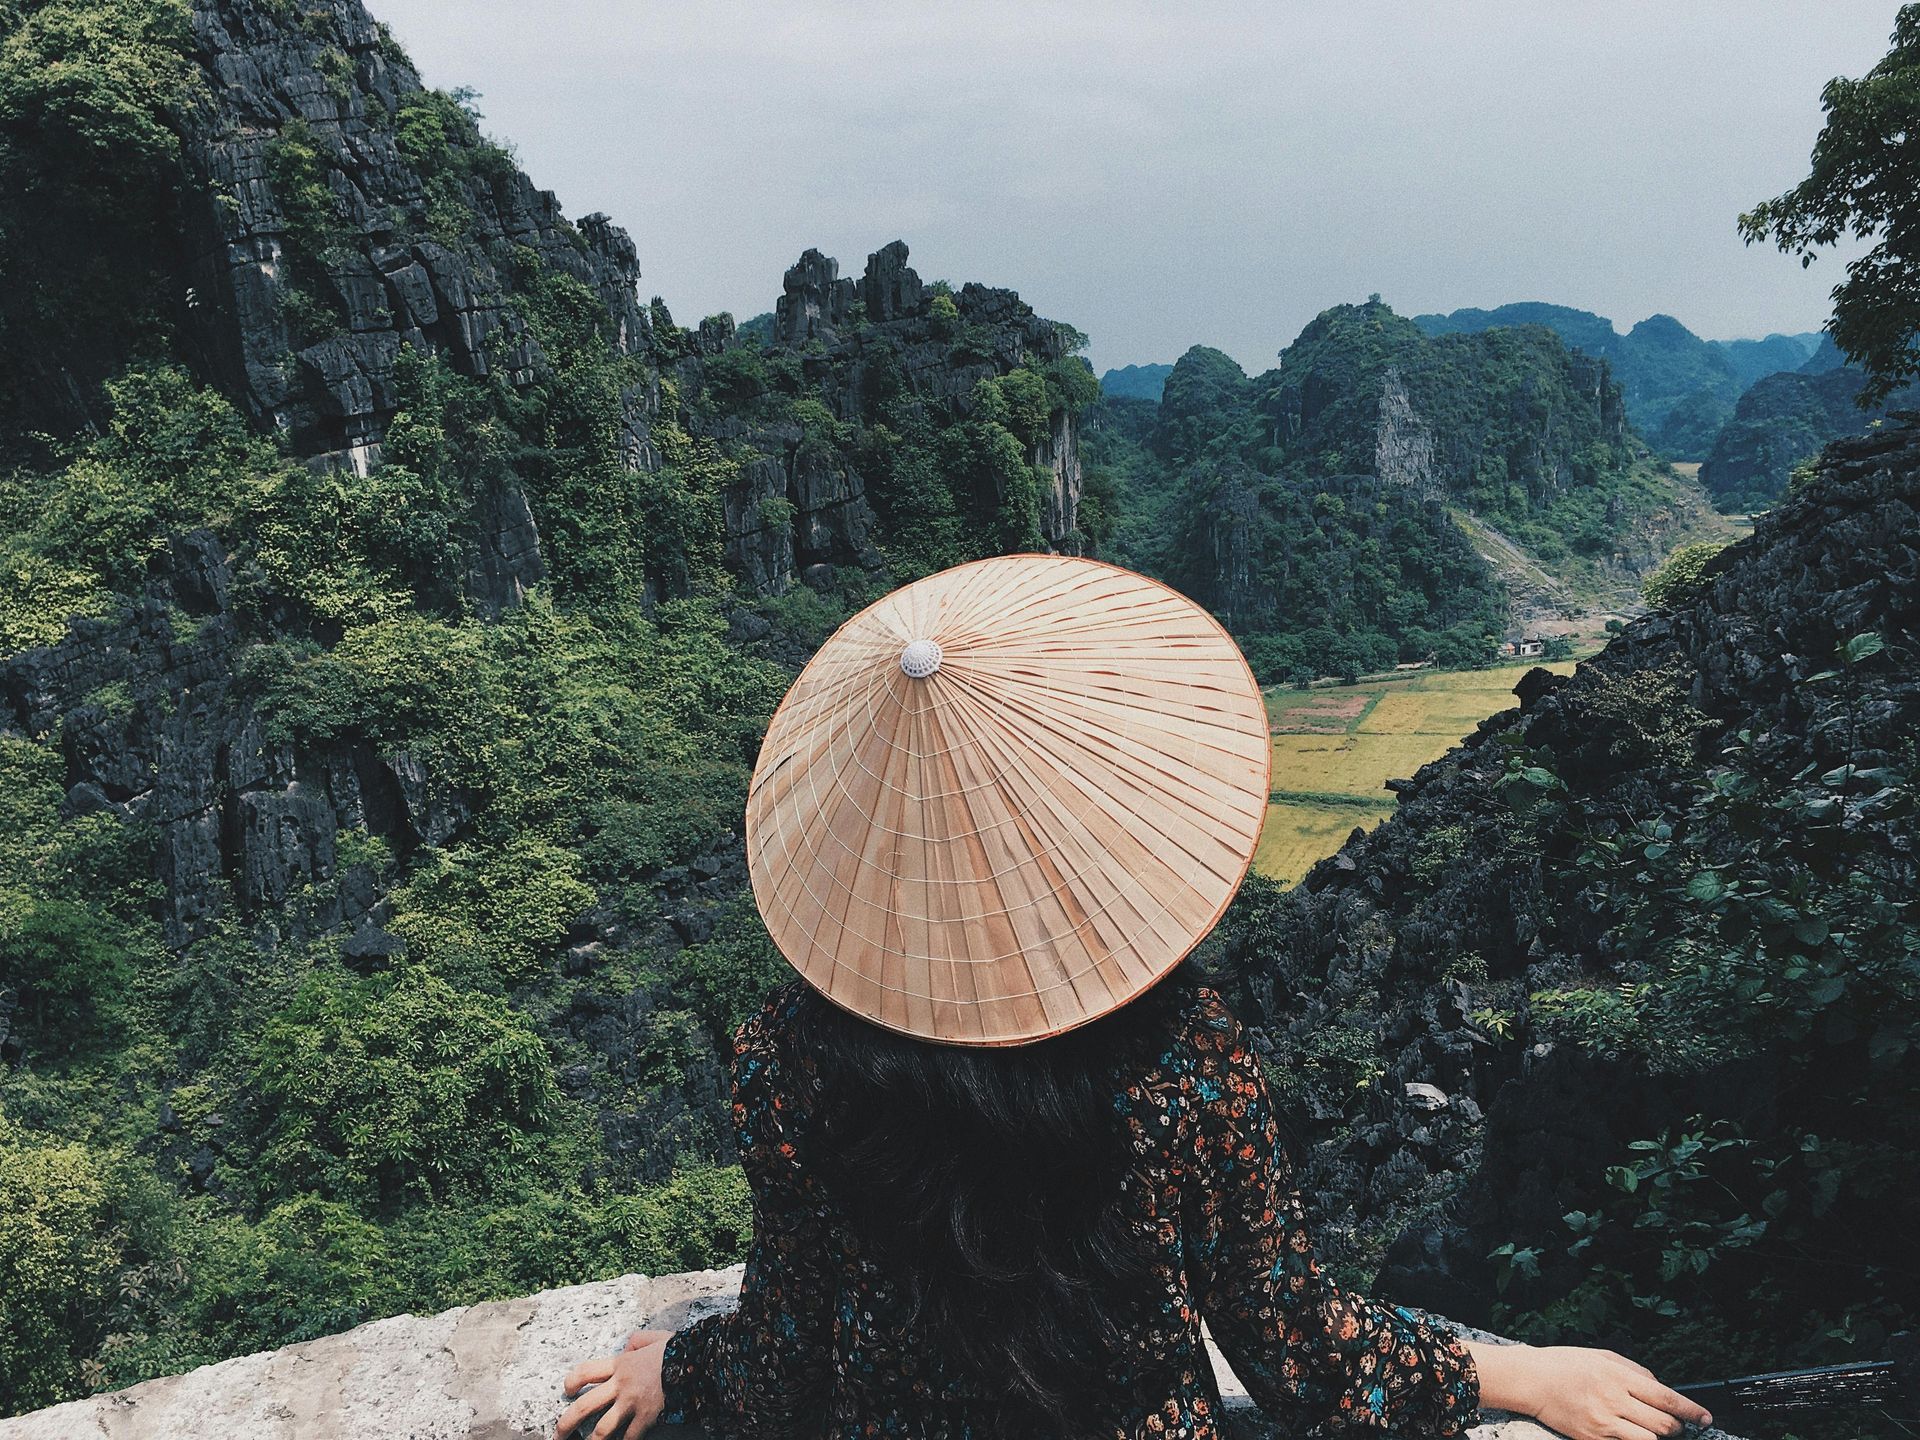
left=0, top=0, right=1090, bottom=965
left=0, top=6, right=1096, bottom=1402
left=685, top=240, right=1086, bottom=594
left=1203, top=419, right=1919, bottom=1378
left=178, top=0, right=651, bottom=471
left=1092, top=304, right=1729, bottom=679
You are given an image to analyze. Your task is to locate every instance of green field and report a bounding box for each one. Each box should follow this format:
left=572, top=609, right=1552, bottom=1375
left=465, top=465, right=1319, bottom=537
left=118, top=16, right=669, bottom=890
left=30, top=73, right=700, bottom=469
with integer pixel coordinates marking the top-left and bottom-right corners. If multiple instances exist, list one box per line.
left=1253, top=661, right=1579, bottom=884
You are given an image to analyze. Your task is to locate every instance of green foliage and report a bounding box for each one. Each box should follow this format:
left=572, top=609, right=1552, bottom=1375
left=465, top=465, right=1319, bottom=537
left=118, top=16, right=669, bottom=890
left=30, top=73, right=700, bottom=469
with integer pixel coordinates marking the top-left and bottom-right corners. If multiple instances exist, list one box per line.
left=264, top=118, right=348, bottom=259
left=251, top=966, right=561, bottom=1212
left=1567, top=664, right=1711, bottom=774
left=1291, top=1017, right=1386, bottom=1098
left=271, top=594, right=771, bottom=818
left=0, top=737, right=154, bottom=1058
left=1410, top=822, right=1471, bottom=886
left=0, top=366, right=272, bottom=629
left=1739, top=5, right=1920, bottom=405
left=1501, top=636, right=1918, bottom=1381
left=0, top=1111, right=124, bottom=1409
left=666, top=895, right=790, bottom=1039
left=0, top=1, right=192, bottom=180
left=848, top=343, right=1095, bottom=578
left=1640, top=540, right=1727, bottom=609
left=392, top=88, right=517, bottom=246
left=195, top=1195, right=403, bottom=1346
left=388, top=839, right=593, bottom=989
left=0, top=0, right=201, bottom=439
left=378, top=1165, right=753, bottom=1311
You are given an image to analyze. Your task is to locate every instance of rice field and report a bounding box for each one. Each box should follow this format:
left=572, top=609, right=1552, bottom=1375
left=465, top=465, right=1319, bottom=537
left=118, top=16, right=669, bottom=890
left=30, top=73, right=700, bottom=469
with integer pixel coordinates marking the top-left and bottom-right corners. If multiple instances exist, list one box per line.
left=1252, top=660, right=1579, bottom=885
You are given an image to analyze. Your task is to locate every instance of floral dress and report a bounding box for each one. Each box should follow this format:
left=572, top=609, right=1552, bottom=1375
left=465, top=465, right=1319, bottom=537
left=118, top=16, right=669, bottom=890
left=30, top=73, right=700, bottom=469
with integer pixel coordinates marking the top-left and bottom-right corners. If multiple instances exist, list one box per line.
left=659, top=981, right=1480, bottom=1438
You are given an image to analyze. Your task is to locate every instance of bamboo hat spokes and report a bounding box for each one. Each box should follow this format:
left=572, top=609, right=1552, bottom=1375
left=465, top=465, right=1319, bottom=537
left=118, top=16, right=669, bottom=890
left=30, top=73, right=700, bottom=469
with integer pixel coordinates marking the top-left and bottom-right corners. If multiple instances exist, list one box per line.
left=745, top=554, right=1272, bottom=1046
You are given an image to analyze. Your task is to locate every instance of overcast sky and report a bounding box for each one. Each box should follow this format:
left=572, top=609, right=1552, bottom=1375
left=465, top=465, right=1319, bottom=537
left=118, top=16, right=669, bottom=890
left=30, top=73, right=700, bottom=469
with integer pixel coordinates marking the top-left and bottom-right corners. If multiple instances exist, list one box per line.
left=372, top=2, right=1897, bottom=375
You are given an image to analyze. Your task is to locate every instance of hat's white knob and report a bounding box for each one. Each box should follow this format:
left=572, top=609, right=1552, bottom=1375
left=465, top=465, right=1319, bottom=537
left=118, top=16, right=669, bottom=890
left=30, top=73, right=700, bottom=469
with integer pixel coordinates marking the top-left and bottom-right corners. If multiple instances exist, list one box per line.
left=899, top=638, right=943, bottom=678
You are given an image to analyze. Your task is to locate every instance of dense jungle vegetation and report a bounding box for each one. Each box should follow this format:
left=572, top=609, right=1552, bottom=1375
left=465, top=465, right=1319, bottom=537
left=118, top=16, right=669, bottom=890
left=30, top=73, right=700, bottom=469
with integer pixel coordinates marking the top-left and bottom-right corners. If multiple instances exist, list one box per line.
left=0, top=0, right=1101, bottom=1407
left=1087, top=305, right=1722, bottom=684
left=0, top=0, right=1914, bottom=1427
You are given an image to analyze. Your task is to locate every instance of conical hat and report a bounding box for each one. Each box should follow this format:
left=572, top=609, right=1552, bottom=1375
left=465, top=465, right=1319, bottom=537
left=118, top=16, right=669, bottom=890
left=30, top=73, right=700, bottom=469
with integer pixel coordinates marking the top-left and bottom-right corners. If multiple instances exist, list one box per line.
left=744, top=554, right=1272, bottom=1046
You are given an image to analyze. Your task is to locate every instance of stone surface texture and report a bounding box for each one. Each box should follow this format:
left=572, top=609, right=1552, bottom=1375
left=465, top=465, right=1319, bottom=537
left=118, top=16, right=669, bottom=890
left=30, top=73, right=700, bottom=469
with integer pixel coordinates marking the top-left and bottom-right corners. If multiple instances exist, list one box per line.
left=0, top=1267, right=1743, bottom=1440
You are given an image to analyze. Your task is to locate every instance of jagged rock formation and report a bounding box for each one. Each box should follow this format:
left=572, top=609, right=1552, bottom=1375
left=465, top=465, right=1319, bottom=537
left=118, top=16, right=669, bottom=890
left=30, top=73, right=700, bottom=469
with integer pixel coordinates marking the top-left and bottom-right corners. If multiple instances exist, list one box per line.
left=0, top=1265, right=1740, bottom=1440
left=1206, top=419, right=1919, bottom=1352
left=1, top=533, right=462, bottom=950
left=12, top=0, right=1089, bottom=612
left=1093, top=304, right=1728, bottom=678
left=182, top=0, right=650, bottom=468
left=688, top=240, right=1085, bottom=593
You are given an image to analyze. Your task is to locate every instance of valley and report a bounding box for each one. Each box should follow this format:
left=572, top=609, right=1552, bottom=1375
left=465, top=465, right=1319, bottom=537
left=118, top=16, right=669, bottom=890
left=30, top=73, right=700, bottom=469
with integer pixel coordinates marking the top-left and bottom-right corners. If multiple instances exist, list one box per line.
left=0, top=0, right=1913, bottom=1428
left=1252, top=660, right=1582, bottom=884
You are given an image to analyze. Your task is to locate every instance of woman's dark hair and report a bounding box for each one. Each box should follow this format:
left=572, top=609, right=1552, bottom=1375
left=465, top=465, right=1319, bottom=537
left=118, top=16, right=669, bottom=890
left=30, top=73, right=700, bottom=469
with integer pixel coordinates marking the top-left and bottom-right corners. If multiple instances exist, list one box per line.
left=784, top=960, right=1206, bottom=1434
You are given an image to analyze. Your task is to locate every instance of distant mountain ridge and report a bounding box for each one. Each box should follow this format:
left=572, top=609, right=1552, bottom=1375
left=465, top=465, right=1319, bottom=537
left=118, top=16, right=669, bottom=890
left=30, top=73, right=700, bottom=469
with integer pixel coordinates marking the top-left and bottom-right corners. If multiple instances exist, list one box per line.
left=1411, top=302, right=1823, bottom=463
left=1085, top=300, right=1729, bottom=682
left=1098, top=362, right=1173, bottom=402
left=1702, top=360, right=1920, bottom=510
left=1106, top=304, right=1838, bottom=483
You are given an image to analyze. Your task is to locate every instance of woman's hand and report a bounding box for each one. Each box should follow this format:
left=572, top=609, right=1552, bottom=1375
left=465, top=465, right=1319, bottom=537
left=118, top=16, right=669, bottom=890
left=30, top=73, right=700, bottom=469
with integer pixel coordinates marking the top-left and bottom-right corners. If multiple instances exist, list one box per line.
left=554, top=1329, right=674, bottom=1440
left=1466, top=1340, right=1715, bottom=1440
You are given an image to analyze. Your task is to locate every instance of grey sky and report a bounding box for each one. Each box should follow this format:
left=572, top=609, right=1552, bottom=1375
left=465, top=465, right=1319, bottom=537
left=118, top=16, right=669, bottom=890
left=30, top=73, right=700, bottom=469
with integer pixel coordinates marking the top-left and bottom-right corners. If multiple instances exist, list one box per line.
left=372, top=1, right=1896, bottom=375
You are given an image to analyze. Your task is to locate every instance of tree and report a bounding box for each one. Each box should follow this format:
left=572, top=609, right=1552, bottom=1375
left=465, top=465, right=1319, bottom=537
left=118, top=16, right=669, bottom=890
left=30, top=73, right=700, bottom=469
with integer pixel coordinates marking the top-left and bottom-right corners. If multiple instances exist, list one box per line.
left=1641, top=540, right=1728, bottom=611
left=251, top=966, right=561, bottom=1211
left=1739, top=5, right=1920, bottom=404
left=0, top=1114, right=122, bottom=1410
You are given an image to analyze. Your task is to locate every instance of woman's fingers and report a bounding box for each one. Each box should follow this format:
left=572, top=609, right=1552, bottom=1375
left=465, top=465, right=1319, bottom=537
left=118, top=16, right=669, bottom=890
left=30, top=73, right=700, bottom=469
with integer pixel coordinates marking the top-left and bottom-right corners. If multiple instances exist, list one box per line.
left=563, top=1357, right=618, bottom=1396
left=587, top=1395, right=635, bottom=1440
left=1627, top=1374, right=1713, bottom=1428
left=1605, top=1421, right=1660, bottom=1440
left=622, top=1329, right=672, bottom=1352
left=553, top=1384, right=610, bottom=1440
left=1606, top=1349, right=1659, bottom=1380
left=1619, top=1396, right=1687, bottom=1436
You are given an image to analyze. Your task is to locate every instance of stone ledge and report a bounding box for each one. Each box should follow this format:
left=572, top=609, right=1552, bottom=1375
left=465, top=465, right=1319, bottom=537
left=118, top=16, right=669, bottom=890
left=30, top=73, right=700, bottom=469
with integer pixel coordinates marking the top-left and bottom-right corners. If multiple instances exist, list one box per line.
left=0, top=1268, right=1740, bottom=1439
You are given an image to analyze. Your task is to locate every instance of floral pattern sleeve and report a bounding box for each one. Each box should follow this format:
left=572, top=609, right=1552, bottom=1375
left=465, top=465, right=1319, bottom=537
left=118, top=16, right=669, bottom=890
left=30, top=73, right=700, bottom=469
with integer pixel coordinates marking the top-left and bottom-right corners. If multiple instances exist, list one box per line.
left=1182, top=997, right=1481, bottom=1435
left=657, top=991, right=834, bottom=1435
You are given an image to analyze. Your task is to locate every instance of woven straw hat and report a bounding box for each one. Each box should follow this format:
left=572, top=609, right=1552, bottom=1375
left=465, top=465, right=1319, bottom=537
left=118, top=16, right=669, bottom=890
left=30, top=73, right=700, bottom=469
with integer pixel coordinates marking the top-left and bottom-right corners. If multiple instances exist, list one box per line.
left=744, top=554, right=1272, bottom=1046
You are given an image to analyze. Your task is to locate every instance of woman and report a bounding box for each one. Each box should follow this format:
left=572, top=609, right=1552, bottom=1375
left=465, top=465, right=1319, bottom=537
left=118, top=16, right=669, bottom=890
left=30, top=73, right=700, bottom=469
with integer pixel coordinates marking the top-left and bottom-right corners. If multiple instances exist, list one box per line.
left=555, top=557, right=1714, bottom=1440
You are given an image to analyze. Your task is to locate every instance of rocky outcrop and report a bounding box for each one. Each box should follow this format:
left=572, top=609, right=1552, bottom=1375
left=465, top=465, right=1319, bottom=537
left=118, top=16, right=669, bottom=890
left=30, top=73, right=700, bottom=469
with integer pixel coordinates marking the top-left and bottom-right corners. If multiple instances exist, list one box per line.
left=704, top=240, right=1086, bottom=592
left=1185, top=462, right=1274, bottom=629
left=0, top=1266, right=1742, bottom=1440
left=0, top=534, right=459, bottom=950
left=1210, top=418, right=1920, bottom=1324
left=181, top=0, right=650, bottom=466
left=770, top=239, right=931, bottom=347
left=1375, top=367, right=1439, bottom=494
